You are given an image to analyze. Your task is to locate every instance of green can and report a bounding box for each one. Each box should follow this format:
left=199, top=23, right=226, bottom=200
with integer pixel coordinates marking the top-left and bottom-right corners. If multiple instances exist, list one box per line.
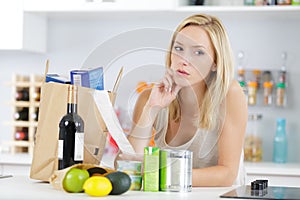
left=143, top=146, right=160, bottom=192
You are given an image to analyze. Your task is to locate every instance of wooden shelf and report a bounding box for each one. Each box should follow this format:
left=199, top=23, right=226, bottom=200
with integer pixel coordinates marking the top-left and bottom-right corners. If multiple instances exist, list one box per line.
left=7, top=74, right=42, bottom=154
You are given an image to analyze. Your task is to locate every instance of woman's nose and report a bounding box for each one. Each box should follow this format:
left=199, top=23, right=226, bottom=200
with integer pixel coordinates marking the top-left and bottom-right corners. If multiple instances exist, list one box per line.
left=179, top=55, right=190, bottom=67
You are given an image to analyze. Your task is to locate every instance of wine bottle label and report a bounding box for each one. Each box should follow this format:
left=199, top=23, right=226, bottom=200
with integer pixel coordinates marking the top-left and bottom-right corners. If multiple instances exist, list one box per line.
left=58, top=139, right=64, bottom=160
left=74, top=132, right=84, bottom=161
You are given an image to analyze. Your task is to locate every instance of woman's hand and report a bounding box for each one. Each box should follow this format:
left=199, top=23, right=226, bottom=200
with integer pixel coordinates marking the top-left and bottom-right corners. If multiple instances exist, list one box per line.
left=147, top=68, right=185, bottom=108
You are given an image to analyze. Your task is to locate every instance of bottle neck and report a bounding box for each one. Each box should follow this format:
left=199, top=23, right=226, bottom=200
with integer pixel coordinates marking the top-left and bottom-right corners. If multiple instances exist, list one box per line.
left=67, top=85, right=78, bottom=114
left=67, top=103, right=77, bottom=114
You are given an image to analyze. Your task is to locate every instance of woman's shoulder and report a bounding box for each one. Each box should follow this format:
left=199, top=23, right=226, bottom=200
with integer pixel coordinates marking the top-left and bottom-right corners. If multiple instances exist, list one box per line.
left=227, top=80, right=246, bottom=100
left=225, top=80, right=248, bottom=115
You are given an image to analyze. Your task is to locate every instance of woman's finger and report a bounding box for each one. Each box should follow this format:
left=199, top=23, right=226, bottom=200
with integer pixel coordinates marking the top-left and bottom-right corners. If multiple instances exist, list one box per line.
left=162, top=75, right=173, bottom=92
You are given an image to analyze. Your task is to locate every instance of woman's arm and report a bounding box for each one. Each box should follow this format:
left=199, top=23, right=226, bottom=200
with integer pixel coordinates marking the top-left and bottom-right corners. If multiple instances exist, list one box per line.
left=118, top=74, right=182, bottom=161
left=193, top=81, right=248, bottom=187
left=127, top=89, right=160, bottom=155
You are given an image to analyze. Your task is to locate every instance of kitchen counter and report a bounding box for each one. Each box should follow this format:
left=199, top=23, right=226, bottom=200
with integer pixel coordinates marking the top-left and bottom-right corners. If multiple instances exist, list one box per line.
left=0, top=176, right=236, bottom=200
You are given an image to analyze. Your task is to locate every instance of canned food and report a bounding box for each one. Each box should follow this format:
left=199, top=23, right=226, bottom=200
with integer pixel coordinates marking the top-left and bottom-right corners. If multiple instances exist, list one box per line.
left=117, top=160, right=142, bottom=175
left=129, top=174, right=142, bottom=191
left=159, top=149, right=193, bottom=192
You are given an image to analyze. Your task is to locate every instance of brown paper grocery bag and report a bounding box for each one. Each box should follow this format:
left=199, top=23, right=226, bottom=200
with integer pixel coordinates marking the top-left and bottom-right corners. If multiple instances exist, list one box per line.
left=30, top=82, right=115, bottom=182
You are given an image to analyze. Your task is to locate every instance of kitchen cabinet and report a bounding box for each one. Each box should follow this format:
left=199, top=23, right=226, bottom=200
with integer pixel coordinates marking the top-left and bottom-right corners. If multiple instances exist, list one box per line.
left=0, top=0, right=47, bottom=53
left=245, top=162, right=300, bottom=187
left=23, top=0, right=175, bottom=12
left=0, top=153, right=31, bottom=176
left=6, top=0, right=296, bottom=54
left=22, top=0, right=300, bottom=20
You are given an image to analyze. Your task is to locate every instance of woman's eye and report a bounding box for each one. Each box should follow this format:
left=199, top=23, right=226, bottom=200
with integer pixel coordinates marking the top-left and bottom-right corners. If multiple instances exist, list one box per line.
left=174, top=46, right=183, bottom=51
left=195, top=50, right=205, bottom=55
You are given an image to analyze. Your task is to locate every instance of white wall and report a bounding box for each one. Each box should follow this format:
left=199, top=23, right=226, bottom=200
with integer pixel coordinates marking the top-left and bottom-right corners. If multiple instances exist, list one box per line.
left=0, top=12, right=299, bottom=162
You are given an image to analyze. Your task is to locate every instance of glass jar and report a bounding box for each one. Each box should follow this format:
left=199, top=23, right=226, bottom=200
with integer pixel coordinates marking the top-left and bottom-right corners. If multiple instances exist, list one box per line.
left=276, top=82, right=286, bottom=107
left=247, top=81, right=258, bottom=106
left=252, top=69, right=261, bottom=89
left=244, top=114, right=263, bottom=162
left=263, top=81, right=273, bottom=106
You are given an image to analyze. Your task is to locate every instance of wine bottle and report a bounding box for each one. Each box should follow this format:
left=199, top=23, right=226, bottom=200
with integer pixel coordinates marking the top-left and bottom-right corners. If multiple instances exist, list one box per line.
left=32, top=90, right=40, bottom=101
left=31, top=108, right=39, bottom=121
left=15, top=129, right=29, bottom=141
left=58, top=85, right=84, bottom=170
left=15, top=88, right=29, bottom=101
left=14, top=108, right=29, bottom=121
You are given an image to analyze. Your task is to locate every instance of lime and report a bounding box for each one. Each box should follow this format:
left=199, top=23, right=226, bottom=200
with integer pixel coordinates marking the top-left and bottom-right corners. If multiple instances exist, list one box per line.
left=63, top=168, right=90, bottom=193
left=83, top=176, right=112, bottom=197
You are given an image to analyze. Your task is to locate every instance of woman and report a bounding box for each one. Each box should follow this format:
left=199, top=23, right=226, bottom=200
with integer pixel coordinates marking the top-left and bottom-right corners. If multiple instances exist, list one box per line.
left=118, top=14, right=248, bottom=187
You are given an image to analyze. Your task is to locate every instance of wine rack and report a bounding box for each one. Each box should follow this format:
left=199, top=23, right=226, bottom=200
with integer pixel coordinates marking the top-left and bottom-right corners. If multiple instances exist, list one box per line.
left=9, top=74, right=43, bottom=154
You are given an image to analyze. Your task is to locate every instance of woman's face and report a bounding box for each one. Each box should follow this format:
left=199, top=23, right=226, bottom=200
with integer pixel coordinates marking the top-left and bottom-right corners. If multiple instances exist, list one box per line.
left=170, top=25, right=215, bottom=87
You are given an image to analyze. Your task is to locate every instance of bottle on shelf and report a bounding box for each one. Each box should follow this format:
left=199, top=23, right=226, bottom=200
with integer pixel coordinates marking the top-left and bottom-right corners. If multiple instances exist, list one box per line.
left=247, top=81, right=258, bottom=106
left=276, top=52, right=287, bottom=107
left=244, top=114, right=263, bottom=162
left=58, top=85, right=85, bottom=170
left=15, top=128, right=29, bottom=141
left=262, top=70, right=272, bottom=83
left=31, top=108, right=39, bottom=121
left=276, top=82, right=286, bottom=107
left=14, top=107, right=29, bottom=121
left=273, top=118, right=288, bottom=163
left=252, top=69, right=262, bottom=90
left=263, top=81, right=273, bottom=106
left=32, top=88, right=41, bottom=102
left=236, top=51, right=248, bottom=99
left=15, top=88, right=30, bottom=101
left=237, top=51, right=246, bottom=85
left=278, top=51, right=287, bottom=84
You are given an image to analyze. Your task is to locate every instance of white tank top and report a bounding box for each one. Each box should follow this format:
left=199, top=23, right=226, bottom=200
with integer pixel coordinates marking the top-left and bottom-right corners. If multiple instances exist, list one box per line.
left=154, top=108, right=245, bottom=185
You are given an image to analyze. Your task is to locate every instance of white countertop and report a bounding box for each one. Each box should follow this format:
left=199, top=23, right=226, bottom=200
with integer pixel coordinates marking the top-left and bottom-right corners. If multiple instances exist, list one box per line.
left=0, top=176, right=236, bottom=200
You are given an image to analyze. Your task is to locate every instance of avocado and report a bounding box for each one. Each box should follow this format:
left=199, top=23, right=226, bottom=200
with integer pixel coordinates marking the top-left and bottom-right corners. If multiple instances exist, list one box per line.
left=105, top=171, right=131, bottom=195
left=87, top=167, right=107, bottom=177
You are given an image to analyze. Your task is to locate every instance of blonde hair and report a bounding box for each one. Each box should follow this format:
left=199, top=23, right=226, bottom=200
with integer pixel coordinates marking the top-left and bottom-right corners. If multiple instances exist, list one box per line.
left=166, top=14, right=234, bottom=130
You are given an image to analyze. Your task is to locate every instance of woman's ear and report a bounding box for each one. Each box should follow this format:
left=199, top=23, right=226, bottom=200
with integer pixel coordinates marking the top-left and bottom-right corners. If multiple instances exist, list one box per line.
left=211, top=63, right=217, bottom=72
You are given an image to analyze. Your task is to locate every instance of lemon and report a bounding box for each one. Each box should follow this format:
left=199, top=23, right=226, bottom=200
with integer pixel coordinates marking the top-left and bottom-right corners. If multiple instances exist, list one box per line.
left=83, top=176, right=112, bottom=197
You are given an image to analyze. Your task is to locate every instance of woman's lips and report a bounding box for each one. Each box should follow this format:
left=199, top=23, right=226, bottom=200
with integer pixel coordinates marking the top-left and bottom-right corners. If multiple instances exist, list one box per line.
left=177, top=69, right=190, bottom=76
